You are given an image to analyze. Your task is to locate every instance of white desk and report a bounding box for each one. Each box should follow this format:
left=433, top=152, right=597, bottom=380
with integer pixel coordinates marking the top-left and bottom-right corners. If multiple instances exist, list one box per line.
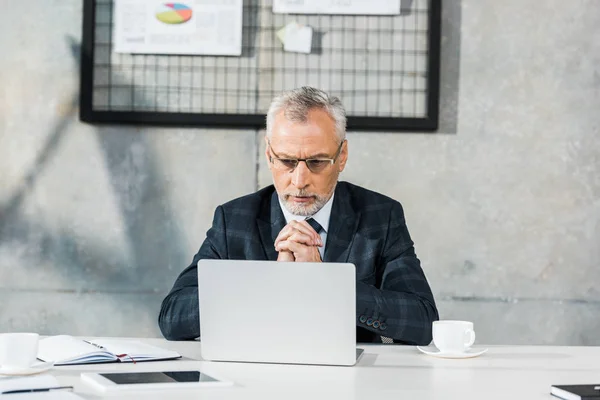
left=43, top=338, right=600, bottom=399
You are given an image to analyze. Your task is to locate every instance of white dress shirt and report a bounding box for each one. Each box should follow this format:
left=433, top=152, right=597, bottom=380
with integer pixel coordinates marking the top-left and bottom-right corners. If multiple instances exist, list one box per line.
left=278, top=193, right=334, bottom=260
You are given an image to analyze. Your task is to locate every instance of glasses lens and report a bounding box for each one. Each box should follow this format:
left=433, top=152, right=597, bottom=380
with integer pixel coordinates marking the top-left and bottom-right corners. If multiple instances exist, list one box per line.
left=306, top=159, right=331, bottom=173
left=273, top=158, right=298, bottom=171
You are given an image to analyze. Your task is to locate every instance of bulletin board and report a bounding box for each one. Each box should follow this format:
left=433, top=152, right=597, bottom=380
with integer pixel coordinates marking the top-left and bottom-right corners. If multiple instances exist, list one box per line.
left=80, top=0, right=441, bottom=131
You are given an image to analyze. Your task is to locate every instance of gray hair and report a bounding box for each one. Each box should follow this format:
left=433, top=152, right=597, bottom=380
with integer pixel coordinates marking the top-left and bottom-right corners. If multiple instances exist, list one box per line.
left=265, top=87, right=347, bottom=142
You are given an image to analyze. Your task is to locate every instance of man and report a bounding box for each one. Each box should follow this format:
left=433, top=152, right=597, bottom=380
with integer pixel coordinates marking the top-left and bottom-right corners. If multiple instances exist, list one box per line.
left=159, top=86, right=438, bottom=344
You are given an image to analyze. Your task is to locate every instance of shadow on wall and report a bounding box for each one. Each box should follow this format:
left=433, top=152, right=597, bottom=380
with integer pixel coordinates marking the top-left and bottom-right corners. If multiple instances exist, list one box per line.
left=0, top=37, right=82, bottom=222
left=401, top=0, right=414, bottom=16
left=438, top=0, right=462, bottom=134
left=241, top=0, right=260, bottom=58
left=0, top=36, right=188, bottom=335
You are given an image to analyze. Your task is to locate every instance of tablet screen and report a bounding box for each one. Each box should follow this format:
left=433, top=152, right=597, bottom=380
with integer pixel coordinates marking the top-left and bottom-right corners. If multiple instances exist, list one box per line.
left=100, top=371, right=220, bottom=385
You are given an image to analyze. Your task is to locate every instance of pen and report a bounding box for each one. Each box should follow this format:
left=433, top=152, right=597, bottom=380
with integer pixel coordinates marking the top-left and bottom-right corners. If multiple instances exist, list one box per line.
left=1, top=386, right=74, bottom=395
left=83, top=340, right=106, bottom=350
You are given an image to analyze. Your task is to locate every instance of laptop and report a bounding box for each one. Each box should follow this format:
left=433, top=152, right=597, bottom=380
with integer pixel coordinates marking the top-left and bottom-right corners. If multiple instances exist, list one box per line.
left=197, top=259, right=362, bottom=366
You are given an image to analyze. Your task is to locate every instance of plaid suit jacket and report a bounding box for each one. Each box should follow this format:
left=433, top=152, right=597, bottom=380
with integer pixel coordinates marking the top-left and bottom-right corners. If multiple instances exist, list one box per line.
left=159, top=181, right=438, bottom=344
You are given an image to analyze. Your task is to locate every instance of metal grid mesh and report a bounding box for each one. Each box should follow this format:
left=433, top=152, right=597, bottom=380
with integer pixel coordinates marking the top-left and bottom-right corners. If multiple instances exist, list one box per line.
left=92, top=0, right=430, bottom=118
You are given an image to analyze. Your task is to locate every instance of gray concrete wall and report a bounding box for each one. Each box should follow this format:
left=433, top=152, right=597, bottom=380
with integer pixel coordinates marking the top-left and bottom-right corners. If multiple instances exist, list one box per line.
left=1, top=0, right=599, bottom=344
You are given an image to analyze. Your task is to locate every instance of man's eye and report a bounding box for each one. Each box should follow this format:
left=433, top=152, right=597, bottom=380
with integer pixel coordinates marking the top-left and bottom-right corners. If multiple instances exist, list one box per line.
left=280, top=159, right=298, bottom=168
left=306, top=160, right=330, bottom=171
left=307, top=160, right=329, bottom=167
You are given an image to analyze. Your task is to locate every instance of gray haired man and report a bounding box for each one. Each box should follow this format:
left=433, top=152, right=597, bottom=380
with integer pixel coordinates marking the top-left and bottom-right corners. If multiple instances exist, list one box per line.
left=159, top=86, right=438, bottom=344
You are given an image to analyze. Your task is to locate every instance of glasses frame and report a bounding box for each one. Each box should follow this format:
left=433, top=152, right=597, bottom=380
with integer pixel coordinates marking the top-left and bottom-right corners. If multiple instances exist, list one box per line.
left=268, top=140, right=345, bottom=173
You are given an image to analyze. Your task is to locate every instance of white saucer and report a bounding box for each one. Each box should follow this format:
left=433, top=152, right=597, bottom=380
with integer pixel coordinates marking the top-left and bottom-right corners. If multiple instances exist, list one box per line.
left=417, top=346, right=488, bottom=359
left=0, top=361, right=54, bottom=376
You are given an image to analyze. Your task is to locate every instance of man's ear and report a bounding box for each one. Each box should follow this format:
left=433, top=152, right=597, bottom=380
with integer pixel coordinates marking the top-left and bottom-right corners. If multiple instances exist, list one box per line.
left=338, top=140, right=348, bottom=172
left=264, top=136, right=272, bottom=169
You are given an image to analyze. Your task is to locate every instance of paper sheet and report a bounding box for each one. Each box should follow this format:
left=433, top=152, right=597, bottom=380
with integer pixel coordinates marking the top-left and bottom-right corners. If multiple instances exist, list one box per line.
left=113, top=0, right=243, bottom=55
left=283, top=23, right=313, bottom=54
left=273, top=0, right=401, bottom=15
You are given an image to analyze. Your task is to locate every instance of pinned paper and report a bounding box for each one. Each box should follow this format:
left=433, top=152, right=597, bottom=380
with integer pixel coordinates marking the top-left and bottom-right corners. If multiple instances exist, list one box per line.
left=277, top=21, right=313, bottom=54
left=276, top=24, right=290, bottom=44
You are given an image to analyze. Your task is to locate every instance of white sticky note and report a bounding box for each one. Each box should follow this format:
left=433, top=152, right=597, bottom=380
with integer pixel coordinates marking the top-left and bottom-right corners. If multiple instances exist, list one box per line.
left=284, top=24, right=313, bottom=54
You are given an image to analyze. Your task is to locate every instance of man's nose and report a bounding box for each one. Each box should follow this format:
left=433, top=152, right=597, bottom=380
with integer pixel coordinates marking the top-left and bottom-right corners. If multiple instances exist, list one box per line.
left=291, top=161, right=311, bottom=189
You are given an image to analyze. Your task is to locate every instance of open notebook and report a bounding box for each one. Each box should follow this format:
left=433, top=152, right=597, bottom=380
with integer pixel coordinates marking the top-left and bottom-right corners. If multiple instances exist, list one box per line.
left=37, top=335, right=182, bottom=366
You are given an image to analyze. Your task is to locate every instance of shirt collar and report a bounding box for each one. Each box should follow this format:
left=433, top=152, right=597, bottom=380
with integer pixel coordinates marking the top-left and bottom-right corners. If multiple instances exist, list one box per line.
left=278, top=193, right=334, bottom=234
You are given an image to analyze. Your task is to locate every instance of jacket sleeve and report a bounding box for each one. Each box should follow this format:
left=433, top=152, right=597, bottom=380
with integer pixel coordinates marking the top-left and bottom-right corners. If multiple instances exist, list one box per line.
left=356, top=201, right=438, bottom=345
left=158, top=206, right=228, bottom=340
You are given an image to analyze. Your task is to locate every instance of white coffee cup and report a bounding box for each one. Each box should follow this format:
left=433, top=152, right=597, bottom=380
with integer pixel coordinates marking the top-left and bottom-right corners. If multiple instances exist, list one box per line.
left=0, top=333, right=40, bottom=368
left=432, top=320, right=476, bottom=354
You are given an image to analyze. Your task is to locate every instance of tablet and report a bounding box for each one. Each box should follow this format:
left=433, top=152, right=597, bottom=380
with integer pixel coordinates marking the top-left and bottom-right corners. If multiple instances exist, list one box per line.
left=80, top=370, right=233, bottom=392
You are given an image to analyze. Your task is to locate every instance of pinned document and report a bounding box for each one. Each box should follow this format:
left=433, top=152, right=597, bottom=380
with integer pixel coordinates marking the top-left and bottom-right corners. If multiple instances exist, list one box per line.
left=274, top=0, right=401, bottom=15
left=113, top=0, right=244, bottom=56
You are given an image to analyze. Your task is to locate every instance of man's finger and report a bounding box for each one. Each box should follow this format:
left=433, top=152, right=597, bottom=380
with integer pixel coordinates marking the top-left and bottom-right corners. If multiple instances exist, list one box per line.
left=295, top=220, right=322, bottom=244
left=277, top=250, right=295, bottom=262
left=294, top=245, right=322, bottom=263
left=287, top=220, right=321, bottom=245
left=277, top=240, right=322, bottom=263
left=274, top=224, right=304, bottom=245
left=274, top=225, right=295, bottom=245
left=288, top=231, right=322, bottom=247
left=275, top=221, right=321, bottom=247
left=275, top=239, right=304, bottom=254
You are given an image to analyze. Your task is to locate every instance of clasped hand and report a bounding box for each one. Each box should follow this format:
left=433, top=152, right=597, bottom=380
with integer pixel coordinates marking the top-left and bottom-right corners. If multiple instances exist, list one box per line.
left=275, top=220, right=322, bottom=262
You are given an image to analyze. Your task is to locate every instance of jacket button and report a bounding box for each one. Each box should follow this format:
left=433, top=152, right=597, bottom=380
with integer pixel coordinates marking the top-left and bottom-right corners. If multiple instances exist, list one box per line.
left=359, top=315, right=367, bottom=323
left=366, top=318, right=374, bottom=326
left=373, top=320, right=380, bottom=329
left=380, top=323, right=387, bottom=331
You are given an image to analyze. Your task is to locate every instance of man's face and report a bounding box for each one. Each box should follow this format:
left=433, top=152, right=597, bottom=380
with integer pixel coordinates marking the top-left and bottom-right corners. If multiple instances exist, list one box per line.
left=266, top=108, right=348, bottom=216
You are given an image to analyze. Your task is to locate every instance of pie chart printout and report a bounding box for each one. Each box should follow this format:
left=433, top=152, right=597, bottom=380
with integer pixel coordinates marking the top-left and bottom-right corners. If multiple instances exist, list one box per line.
left=113, top=0, right=244, bottom=57
left=156, top=3, right=193, bottom=24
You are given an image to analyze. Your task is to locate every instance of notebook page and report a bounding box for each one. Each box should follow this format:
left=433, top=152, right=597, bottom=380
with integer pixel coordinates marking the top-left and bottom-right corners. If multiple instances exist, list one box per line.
left=38, top=335, right=116, bottom=364
left=91, top=339, right=181, bottom=361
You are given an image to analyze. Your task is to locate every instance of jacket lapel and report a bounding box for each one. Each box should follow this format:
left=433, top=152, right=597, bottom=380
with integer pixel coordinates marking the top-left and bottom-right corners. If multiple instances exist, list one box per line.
left=324, top=184, right=360, bottom=263
left=257, top=190, right=286, bottom=261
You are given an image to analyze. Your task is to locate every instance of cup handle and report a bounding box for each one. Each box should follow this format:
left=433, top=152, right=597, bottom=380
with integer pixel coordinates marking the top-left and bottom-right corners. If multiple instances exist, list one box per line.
left=464, top=329, right=476, bottom=348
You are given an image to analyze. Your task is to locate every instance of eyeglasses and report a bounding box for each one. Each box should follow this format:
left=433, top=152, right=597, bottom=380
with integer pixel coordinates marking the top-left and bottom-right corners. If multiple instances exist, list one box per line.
left=268, top=140, right=345, bottom=173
